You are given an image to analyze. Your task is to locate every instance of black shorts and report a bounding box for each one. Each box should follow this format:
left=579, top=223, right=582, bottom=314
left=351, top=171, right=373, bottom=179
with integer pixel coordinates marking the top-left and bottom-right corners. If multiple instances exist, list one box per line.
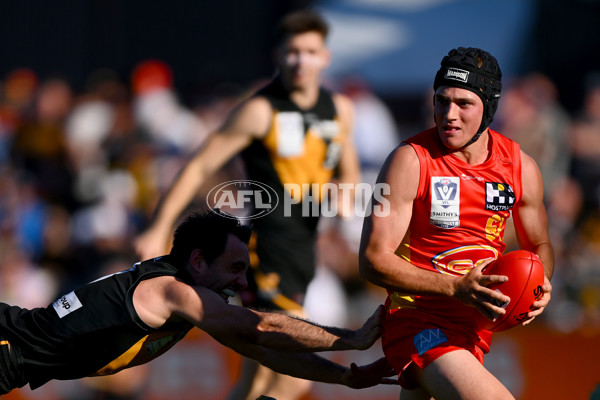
left=0, top=335, right=26, bottom=395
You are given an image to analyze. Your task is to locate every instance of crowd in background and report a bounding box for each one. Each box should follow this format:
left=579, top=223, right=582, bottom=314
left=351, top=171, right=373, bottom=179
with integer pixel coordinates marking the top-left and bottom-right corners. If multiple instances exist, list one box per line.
left=0, top=59, right=598, bottom=341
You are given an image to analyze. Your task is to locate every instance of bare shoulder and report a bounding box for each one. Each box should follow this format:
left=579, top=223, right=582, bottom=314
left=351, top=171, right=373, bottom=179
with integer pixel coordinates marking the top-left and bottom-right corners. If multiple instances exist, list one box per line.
left=368, top=143, right=420, bottom=206
left=386, top=143, right=419, bottom=176
left=519, top=149, right=544, bottom=202
left=133, top=275, right=183, bottom=328
left=332, top=92, right=353, bottom=114
left=220, top=96, right=273, bottom=140
left=520, top=149, right=543, bottom=184
left=520, top=149, right=540, bottom=171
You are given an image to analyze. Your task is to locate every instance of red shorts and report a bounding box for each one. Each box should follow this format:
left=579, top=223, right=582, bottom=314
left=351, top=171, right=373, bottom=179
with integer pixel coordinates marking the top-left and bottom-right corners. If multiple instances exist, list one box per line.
left=381, top=307, right=492, bottom=389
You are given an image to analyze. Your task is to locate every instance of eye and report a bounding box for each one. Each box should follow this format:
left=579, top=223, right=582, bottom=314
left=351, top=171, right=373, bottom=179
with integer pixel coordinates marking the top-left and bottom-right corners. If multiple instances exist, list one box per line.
left=435, top=97, right=449, bottom=106
left=231, top=262, right=247, bottom=273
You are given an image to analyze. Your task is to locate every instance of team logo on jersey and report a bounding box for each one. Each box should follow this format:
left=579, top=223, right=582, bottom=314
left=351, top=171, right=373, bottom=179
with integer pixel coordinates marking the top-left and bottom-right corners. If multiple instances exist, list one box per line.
left=431, top=245, right=499, bottom=276
left=485, top=182, right=515, bottom=211
left=430, top=177, right=460, bottom=228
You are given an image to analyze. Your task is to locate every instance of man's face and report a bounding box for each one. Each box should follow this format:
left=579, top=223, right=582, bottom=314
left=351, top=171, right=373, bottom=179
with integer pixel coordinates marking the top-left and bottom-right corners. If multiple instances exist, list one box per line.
left=195, top=234, right=250, bottom=303
left=277, top=31, right=330, bottom=90
left=434, top=86, right=485, bottom=149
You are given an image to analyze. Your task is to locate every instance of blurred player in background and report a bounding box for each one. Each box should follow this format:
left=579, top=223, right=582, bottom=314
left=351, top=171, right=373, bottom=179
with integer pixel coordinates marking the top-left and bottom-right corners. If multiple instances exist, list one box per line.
left=0, top=210, right=395, bottom=395
left=359, top=47, right=554, bottom=399
left=134, top=9, right=359, bottom=400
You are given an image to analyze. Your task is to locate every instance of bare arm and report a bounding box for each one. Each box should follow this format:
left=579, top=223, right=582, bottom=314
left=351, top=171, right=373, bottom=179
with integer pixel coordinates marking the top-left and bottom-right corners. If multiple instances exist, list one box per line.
left=133, top=277, right=394, bottom=387
left=359, top=145, right=510, bottom=317
left=217, top=342, right=397, bottom=389
left=512, top=151, right=554, bottom=323
left=186, top=286, right=385, bottom=352
left=134, top=98, right=272, bottom=259
left=134, top=276, right=384, bottom=352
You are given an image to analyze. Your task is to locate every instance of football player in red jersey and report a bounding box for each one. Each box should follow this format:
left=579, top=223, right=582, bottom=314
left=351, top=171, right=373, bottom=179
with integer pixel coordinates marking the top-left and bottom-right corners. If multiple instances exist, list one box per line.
left=359, top=47, right=554, bottom=400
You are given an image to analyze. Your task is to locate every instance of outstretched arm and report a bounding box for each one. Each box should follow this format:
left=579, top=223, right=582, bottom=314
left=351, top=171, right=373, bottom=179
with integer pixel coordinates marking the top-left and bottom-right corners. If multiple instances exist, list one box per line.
left=189, top=285, right=386, bottom=353
left=217, top=342, right=397, bottom=389
left=134, top=98, right=271, bottom=259
left=135, top=276, right=385, bottom=352
left=134, top=276, right=395, bottom=388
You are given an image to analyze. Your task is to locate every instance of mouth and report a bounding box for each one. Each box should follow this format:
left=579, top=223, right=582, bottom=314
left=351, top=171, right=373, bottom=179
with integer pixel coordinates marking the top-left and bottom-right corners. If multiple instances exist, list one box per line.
left=220, top=288, right=237, bottom=303
left=442, top=125, right=461, bottom=135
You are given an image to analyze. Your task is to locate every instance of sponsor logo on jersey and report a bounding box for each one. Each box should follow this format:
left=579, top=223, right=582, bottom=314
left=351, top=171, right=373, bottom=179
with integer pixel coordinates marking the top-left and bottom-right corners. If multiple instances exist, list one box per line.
left=430, top=177, right=460, bottom=228
left=485, top=182, right=515, bottom=211
left=53, top=291, right=83, bottom=318
left=414, top=328, right=448, bottom=355
left=444, top=67, right=469, bottom=83
left=460, top=173, right=484, bottom=182
left=276, top=111, right=305, bottom=157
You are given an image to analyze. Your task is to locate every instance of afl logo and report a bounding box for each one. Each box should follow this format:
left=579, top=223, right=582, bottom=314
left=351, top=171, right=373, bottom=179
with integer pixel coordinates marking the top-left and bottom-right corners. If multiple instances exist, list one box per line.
left=431, top=245, right=499, bottom=276
left=206, top=180, right=279, bottom=221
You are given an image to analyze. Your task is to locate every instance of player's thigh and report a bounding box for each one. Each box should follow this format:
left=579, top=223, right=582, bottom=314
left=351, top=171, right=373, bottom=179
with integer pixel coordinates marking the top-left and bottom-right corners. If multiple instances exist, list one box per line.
left=416, top=349, right=515, bottom=400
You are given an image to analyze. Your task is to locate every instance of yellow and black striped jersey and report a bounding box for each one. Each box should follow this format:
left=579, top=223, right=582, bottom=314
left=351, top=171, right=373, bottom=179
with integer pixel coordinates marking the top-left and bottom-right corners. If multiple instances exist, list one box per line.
left=240, top=79, right=345, bottom=310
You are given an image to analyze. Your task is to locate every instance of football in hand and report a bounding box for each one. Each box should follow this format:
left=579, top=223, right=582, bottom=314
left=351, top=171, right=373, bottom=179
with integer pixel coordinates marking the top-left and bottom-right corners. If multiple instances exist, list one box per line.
left=478, top=250, right=545, bottom=332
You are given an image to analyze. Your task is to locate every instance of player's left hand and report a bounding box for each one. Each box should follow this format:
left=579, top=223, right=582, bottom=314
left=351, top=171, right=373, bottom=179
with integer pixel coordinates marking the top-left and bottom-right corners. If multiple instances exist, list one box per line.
left=522, top=275, right=552, bottom=326
left=341, top=357, right=398, bottom=389
left=348, top=305, right=385, bottom=350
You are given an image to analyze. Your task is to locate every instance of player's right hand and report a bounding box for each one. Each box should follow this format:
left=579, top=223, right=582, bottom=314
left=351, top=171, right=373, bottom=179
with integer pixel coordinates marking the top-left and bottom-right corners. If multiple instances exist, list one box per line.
left=452, top=259, right=511, bottom=321
left=348, top=305, right=385, bottom=350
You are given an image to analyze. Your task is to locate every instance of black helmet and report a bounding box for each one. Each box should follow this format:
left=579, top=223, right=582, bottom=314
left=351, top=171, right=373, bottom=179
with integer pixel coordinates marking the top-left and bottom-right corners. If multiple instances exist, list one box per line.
left=433, top=47, right=502, bottom=146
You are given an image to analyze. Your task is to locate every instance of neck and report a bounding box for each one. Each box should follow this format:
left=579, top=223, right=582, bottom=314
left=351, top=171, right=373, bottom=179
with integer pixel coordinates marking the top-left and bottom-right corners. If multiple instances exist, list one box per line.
left=451, top=129, right=491, bottom=165
left=280, top=77, right=320, bottom=109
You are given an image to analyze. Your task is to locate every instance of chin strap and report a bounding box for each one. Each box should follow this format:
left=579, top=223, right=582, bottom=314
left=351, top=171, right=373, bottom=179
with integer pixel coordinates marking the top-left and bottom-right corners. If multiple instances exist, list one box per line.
left=461, top=126, right=486, bottom=149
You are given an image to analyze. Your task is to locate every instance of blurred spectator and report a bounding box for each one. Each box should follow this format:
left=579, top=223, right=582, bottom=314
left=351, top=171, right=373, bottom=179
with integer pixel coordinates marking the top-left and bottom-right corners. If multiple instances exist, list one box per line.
left=341, top=76, right=401, bottom=172
left=0, top=69, right=38, bottom=164
left=11, top=77, right=78, bottom=210
left=569, top=73, right=600, bottom=219
left=496, top=73, right=571, bottom=197
left=132, top=59, right=208, bottom=152
left=0, top=236, right=57, bottom=309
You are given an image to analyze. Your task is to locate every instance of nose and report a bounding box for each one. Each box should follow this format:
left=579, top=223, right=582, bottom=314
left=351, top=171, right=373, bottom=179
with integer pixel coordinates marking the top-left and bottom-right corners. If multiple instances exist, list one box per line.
left=236, top=274, right=248, bottom=290
left=444, top=102, right=459, bottom=122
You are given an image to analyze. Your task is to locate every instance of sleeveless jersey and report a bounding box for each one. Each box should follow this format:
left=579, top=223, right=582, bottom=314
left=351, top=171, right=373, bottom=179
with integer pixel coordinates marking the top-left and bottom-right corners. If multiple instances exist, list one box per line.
left=241, top=79, right=345, bottom=309
left=389, top=128, right=522, bottom=326
left=0, top=256, right=193, bottom=390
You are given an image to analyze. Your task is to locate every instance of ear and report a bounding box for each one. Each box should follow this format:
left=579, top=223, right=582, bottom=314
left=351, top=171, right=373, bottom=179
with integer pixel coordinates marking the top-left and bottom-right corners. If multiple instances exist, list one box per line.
left=188, top=249, right=207, bottom=273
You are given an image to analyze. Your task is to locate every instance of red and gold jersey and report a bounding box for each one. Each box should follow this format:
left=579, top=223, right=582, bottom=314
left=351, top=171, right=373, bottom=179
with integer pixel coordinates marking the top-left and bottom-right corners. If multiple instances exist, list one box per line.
left=389, top=128, right=522, bottom=324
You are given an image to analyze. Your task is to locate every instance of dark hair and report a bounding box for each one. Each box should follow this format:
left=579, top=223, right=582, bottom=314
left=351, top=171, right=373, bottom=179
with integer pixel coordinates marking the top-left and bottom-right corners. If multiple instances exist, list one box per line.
left=276, top=9, right=329, bottom=44
left=169, top=209, right=251, bottom=266
left=433, top=47, right=502, bottom=145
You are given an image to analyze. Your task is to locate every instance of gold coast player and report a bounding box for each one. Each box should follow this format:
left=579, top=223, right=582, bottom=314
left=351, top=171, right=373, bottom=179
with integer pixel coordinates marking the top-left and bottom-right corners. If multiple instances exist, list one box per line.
left=134, top=10, right=359, bottom=400
left=359, top=47, right=554, bottom=399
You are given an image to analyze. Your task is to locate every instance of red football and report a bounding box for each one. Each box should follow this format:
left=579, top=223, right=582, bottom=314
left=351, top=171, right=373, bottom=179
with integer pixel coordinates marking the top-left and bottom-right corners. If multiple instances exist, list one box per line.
left=478, top=250, right=545, bottom=332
